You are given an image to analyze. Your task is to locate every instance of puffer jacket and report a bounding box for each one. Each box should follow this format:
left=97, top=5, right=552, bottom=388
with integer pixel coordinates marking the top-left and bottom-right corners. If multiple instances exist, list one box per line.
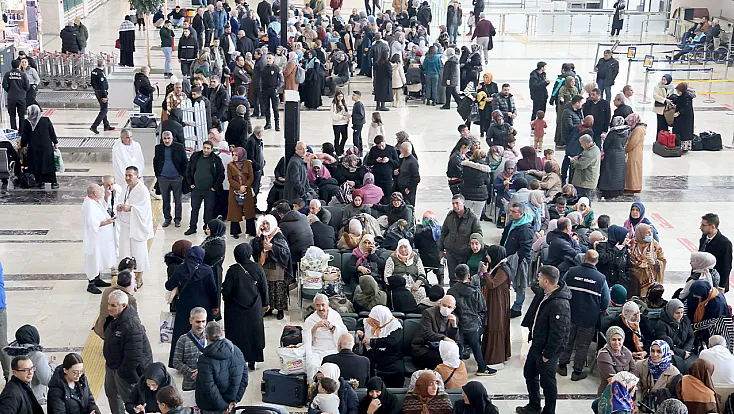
left=460, top=159, right=490, bottom=201
left=446, top=279, right=487, bottom=332
left=60, top=26, right=83, bottom=53
left=195, top=338, right=248, bottom=412
left=528, top=68, right=548, bottom=101
left=446, top=151, right=464, bottom=180
left=653, top=309, right=694, bottom=358
left=134, top=72, right=155, bottom=97
left=102, top=306, right=154, bottom=384
left=546, top=229, right=587, bottom=273
left=278, top=210, right=314, bottom=255
left=595, top=241, right=631, bottom=287
left=521, top=281, right=572, bottom=359
left=493, top=92, right=516, bottom=118
left=561, top=105, right=583, bottom=145
left=47, top=366, right=99, bottom=414
left=438, top=207, right=481, bottom=256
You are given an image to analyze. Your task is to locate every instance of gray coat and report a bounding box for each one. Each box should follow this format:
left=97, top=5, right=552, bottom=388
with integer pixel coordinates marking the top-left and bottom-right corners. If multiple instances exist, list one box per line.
left=571, top=144, right=601, bottom=190
left=438, top=207, right=481, bottom=256
left=442, top=55, right=460, bottom=87
left=2, top=344, right=55, bottom=404
left=283, top=154, right=308, bottom=202
left=173, top=331, right=205, bottom=391
left=561, top=105, right=583, bottom=144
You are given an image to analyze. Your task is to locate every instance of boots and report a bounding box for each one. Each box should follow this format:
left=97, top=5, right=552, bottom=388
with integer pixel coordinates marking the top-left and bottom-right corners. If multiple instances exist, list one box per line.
left=275, top=118, right=280, bottom=132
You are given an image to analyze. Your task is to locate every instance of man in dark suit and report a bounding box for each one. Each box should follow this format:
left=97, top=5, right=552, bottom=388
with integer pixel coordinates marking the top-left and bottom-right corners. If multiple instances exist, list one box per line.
left=322, top=334, right=370, bottom=388
left=700, top=213, right=733, bottom=292
left=308, top=213, right=335, bottom=250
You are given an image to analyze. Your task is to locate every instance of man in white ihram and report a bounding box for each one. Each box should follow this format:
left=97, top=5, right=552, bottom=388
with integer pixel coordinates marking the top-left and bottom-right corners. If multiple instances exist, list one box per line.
left=303, top=294, right=347, bottom=378
left=117, top=166, right=154, bottom=289
left=112, top=128, right=145, bottom=186
left=81, top=183, right=115, bottom=295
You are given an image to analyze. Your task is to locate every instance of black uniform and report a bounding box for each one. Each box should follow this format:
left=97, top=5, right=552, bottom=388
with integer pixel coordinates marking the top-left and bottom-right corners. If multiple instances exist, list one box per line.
left=259, top=63, right=281, bottom=128
left=90, top=67, right=111, bottom=131
left=2, top=69, right=29, bottom=132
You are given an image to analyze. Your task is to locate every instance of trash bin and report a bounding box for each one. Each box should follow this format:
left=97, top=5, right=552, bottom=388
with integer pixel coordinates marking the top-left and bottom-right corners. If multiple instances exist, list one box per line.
left=107, top=66, right=136, bottom=110
left=126, top=114, right=159, bottom=164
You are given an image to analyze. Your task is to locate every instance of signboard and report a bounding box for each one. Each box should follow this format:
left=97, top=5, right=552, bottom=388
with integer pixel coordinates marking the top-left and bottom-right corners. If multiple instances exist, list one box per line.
left=643, top=55, right=654, bottom=68
left=627, top=47, right=637, bottom=59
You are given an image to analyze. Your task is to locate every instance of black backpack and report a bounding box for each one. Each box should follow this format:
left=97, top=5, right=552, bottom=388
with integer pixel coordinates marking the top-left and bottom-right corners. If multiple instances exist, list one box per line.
left=280, top=326, right=303, bottom=347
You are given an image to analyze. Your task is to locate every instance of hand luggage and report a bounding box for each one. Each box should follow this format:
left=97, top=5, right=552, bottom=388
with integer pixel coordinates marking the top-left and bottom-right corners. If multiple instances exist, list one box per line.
left=233, top=405, right=283, bottom=414
left=657, top=130, right=677, bottom=148
left=280, top=325, right=303, bottom=347
left=652, top=141, right=683, bottom=158
left=696, top=131, right=723, bottom=151
left=261, top=369, right=308, bottom=407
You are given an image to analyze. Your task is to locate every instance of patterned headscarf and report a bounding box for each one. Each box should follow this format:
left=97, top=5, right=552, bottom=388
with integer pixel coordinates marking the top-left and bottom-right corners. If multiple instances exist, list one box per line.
left=647, top=339, right=673, bottom=380
left=233, top=147, right=246, bottom=169
left=626, top=113, right=641, bottom=129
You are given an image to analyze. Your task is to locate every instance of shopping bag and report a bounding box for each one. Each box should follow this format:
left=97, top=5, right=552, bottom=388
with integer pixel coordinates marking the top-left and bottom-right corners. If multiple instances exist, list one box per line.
left=54, top=148, right=65, bottom=173
left=276, top=343, right=306, bottom=375
left=159, top=311, right=175, bottom=344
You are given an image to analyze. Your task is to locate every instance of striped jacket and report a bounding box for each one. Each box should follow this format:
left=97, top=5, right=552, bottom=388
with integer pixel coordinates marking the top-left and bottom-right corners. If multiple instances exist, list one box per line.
left=173, top=331, right=206, bottom=391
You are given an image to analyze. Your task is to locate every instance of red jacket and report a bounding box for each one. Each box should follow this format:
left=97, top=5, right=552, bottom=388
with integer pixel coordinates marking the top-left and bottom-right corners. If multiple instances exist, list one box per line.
left=472, top=19, right=495, bottom=39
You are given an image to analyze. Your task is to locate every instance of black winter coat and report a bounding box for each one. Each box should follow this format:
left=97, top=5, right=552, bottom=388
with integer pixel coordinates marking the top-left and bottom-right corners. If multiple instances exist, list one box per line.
left=0, top=376, right=44, bottom=414
left=371, top=203, right=413, bottom=227
left=485, top=122, right=516, bottom=148
left=583, top=99, right=611, bottom=138
left=227, top=96, right=250, bottom=121
left=177, top=34, right=199, bottom=61
left=279, top=210, right=314, bottom=255
left=699, top=231, right=733, bottom=291
left=368, top=329, right=404, bottom=376
left=205, top=85, right=230, bottom=121
left=364, top=145, right=399, bottom=186
left=447, top=279, right=487, bottom=331
left=460, top=160, right=491, bottom=201
left=595, top=241, right=631, bottom=287
left=528, top=68, right=548, bottom=102
left=653, top=310, right=694, bottom=358
left=187, top=151, right=225, bottom=190
left=60, top=26, right=83, bottom=53
left=154, top=143, right=188, bottom=177
left=311, top=221, right=336, bottom=250
left=195, top=339, right=248, bottom=412
left=103, top=306, right=154, bottom=384
left=344, top=252, right=385, bottom=286
left=21, top=117, right=57, bottom=175
left=134, top=73, right=155, bottom=97
left=597, top=128, right=627, bottom=192
left=414, top=225, right=441, bottom=268
left=373, top=60, right=393, bottom=102
left=161, top=120, right=185, bottom=145
left=47, top=366, right=99, bottom=414
left=225, top=117, right=250, bottom=149
left=446, top=151, right=464, bottom=180
left=125, top=363, right=176, bottom=413
left=520, top=281, right=572, bottom=359
left=546, top=229, right=587, bottom=273
left=245, top=135, right=265, bottom=174
left=500, top=221, right=533, bottom=261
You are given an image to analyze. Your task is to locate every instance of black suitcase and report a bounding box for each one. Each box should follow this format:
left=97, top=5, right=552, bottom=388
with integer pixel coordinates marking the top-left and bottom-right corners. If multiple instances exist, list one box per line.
left=280, top=326, right=303, bottom=347
left=653, top=141, right=683, bottom=158
left=232, top=406, right=282, bottom=414
left=261, top=369, right=308, bottom=407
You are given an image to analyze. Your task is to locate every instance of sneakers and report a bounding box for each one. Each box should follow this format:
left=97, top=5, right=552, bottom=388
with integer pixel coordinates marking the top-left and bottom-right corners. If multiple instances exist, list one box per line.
left=510, top=309, right=522, bottom=318
left=557, top=364, right=567, bottom=376
left=516, top=405, right=542, bottom=414
left=162, top=219, right=172, bottom=228
left=87, top=281, right=102, bottom=294
left=476, top=367, right=497, bottom=376
left=571, top=371, right=588, bottom=381
left=184, top=228, right=197, bottom=235
left=488, top=363, right=505, bottom=370
left=93, top=276, right=111, bottom=287
left=174, top=221, right=181, bottom=228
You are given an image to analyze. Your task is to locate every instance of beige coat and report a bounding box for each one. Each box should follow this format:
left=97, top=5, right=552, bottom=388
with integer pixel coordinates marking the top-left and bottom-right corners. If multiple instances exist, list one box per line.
left=653, top=83, right=670, bottom=115
left=93, top=283, right=138, bottom=339
left=635, top=359, right=680, bottom=401
left=624, top=125, right=645, bottom=193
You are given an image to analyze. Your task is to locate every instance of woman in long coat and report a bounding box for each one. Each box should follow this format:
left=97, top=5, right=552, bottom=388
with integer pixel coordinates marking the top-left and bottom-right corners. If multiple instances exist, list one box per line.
left=624, top=113, right=645, bottom=194
left=21, top=104, right=58, bottom=188
left=610, top=0, right=625, bottom=36
left=302, top=50, right=325, bottom=109
left=481, top=245, right=510, bottom=367
left=201, top=219, right=226, bottom=320
left=554, top=76, right=578, bottom=146
left=373, top=50, right=393, bottom=110
left=164, top=246, right=217, bottom=367
left=598, top=116, right=628, bottom=199
left=118, top=17, right=136, bottom=67
left=251, top=214, right=292, bottom=319
left=222, top=243, right=269, bottom=370
left=358, top=29, right=373, bottom=77
left=671, top=82, right=695, bottom=142
left=227, top=148, right=256, bottom=238
left=628, top=223, right=666, bottom=297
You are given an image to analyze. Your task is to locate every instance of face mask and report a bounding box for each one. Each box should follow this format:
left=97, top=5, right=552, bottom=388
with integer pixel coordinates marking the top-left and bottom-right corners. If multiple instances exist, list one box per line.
left=439, top=306, right=452, bottom=317
left=643, top=235, right=653, bottom=243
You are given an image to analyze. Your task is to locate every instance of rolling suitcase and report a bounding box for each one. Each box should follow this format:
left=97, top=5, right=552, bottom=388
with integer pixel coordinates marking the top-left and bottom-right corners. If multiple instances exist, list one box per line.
left=652, top=141, right=683, bottom=158
left=261, top=369, right=308, bottom=407
left=233, top=406, right=282, bottom=414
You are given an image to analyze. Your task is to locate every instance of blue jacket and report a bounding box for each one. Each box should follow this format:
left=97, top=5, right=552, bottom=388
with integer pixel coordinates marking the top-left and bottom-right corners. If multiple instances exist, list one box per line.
left=213, top=9, right=228, bottom=30
left=546, top=229, right=588, bottom=273
left=0, top=262, right=5, bottom=310
left=500, top=214, right=533, bottom=261
left=562, top=263, right=610, bottom=327
left=421, top=55, right=442, bottom=76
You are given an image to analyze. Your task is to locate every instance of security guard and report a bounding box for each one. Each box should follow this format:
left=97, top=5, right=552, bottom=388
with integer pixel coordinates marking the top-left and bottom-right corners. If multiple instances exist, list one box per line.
left=1, top=59, right=29, bottom=132
left=90, top=59, right=114, bottom=134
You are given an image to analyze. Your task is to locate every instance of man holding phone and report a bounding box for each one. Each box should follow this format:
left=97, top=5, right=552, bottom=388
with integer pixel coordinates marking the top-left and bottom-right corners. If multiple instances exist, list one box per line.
left=82, top=183, right=115, bottom=294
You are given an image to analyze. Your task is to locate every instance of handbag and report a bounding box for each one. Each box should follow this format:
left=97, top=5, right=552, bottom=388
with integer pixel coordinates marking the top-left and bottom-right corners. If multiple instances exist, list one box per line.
left=133, top=92, right=152, bottom=108
left=663, top=102, right=676, bottom=126
left=235, top=174, right=246, bottom=205
left=115, top=39, right=121, bottom=49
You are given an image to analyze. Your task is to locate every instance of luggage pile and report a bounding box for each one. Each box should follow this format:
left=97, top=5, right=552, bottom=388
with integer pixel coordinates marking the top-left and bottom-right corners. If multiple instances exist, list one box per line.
left=264, top=327, right=309, bottom=407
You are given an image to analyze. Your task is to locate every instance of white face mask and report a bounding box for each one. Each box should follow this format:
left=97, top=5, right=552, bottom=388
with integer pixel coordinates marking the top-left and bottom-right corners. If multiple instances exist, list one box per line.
left=439, top=306, right=453, bottom=317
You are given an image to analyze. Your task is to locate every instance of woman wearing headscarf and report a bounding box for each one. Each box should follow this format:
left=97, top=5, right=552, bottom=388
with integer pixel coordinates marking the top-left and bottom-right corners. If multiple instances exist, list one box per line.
left=357, top=305, right=404, bottom=387
left=686, top=280, right=730, bottom=332
left=373, top=50, right=393, bottom=111
left=636, top=340, right=681, bottom=404
left=384, top=238, right=428, bottom=302
left=4, top=325, right=56, bottom=404
left=164, top=246, right=217, bottom=366
left=629, top=223, right=666, bottom=297
left=354, top=275, right=387, bottom=312
left=372, top=192, right=413, bottom=227
left=492, top=159, right=519, bottom=204
left=308, top=363, right=359, bottom=414
left=302, top=49, right=325, bottom=109
left=401, top=371, right=453, bottom=414
left=164, top=240, right=192, bottom=313
left=653, top=299, right=696, bottom=374
left=343, top=189, right=372, bottom=226
left=656, top=399, right=688, bottom=414
left=334, top=151, right=366, bottom=185
left=338, top=218, right=366, bottom=250
left=125, top=362, right=177, bottom=413
left=414, top=211, right=443, bottom=283
left=597, top=326, right=638, bottom=395
left=20, top=104, right=59, bottom=188
left=227, top=147, right=256, bottom=238
left=479, top=245, right=511, bottom=368
left=460, top=150, right=491, bottom=219
left=477, top=73, right=499, bottom=138
left=610, top=301, right=649, bottom=361
left=670, top=82, right=695, bottom=143
left=598, top=116, right=628, bottom=199
left=624, top=202, right=658, bottom=241
left=251, top=214, right=291, bottom=320
left=516, top=146, right=543, bottom=171
left=596, top=224, right=632, bottom=289
left=680, top=252, right=719, bottom=300
left=434, top=340, right=468, bottom=390
left=554, top=76, right=578, bottom=146
left=653, top=74, right=674, bottom=133
left=624, top=113, right=645, bottom=194
left=644, top=283, right=668, bottom=309
left=676, top=359, right=719, bottom=414
left=358, top=377, right=399, bottom=414
left=222, top=243, right=269, bottom=370
left=485, top=110, right=516, bottom=148
left=361, top=173, right=385, bottom=205
left=595, top=371, right=639, bottom=414
left=465, top=233, right=486, bottom=276
left=201, top=218, right=226, bottom=319
left=345, top=234, right=385, bottom=290
left=453, top=382, right=499, bottom=414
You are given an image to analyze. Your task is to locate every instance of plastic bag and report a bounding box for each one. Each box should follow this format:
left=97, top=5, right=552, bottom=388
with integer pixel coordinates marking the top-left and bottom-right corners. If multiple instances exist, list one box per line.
left=159, top=311, right=175, bottom=344
left=276, top=343, right=306, bottom=375
left=302, top=270, right=323, bottom=290
left=300, top=246, right=330, bottom=273
left=54, top=148, right=65, bottom=173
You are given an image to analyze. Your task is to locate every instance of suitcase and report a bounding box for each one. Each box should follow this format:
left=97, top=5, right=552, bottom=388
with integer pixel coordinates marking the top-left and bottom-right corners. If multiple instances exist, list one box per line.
left=233, top=406, right=282, bottom=414
left=698, top=131, right=723, bottom=151
left=261, top=369, right=308, bottom=407
left=653, top=141, right=683, bottom=158
left=657, top=130, right=677, bottom=148
left=280, top=326, right=303, bottom=347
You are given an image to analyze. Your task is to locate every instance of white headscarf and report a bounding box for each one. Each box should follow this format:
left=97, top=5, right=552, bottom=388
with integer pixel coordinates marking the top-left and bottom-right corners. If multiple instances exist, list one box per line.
left=439, top=340, right=461, bottom=369
left=256, top=214, right=278, bottom=237
left=365, top=305, right=402, bottom=341
left=396, top=238, right=413, bottom=261
left=622, top=301, right=640, bottom=323
left=612, top=371, right=639, bottom=390
left=26, top=105, right=42, bottom=131
left=319, top=362, right=341, bottom=381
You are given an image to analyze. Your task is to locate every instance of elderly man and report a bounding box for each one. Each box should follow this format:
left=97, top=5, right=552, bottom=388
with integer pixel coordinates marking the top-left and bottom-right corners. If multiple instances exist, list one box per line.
left=154, top=131, right=188, bottom=228
left=612, top=93, right=633, bottom=119
left=309, top=214, right=336, bottom=250
left=196, top=321, right=247, bottom=414
left=303, top=294, right=348, bottom=378
left=93, top=270, right=137, bottom=339
left=699, top=335, right=734, bottom=391
left=173, top=307, right=208, bottom=394
left=0, top=356, right=44, bottom=414
left=284, top=141, right=311, bottom=203
left=117, top=166, right=154, bottom=289
left=309, top=199, right=331, bottom=224
left=471, top=13, right=494, bottom=65
left=439, top=194, right=482, bottom=286
left=103, top=290, right=153, bottom=414
left=225, top=105, right=250, bottom=148
left=322, top=333, right=371, bottom=388
left=594, top=49, right=619, bottom=102
left=396, top=142, right=420, bottom=206
left=111, top=129, right=145, bottom=187
left=82, top=183, right=116, bottom=294
left=570, top=134, right=601, bottom=199
left=411, top=295, right=460, bottom=370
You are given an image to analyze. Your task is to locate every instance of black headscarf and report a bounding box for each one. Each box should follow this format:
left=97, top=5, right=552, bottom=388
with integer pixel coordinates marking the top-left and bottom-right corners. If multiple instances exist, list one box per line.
left=183, top=246, right=207, bottom=278
left=234, top=243, right=254, bottom=264
left=144, top=362, right=172, bottom=387
left=486, top=245, right=509, bottom=276
left=206, top=219, right=226, bottom=237
left=460, top=381, right=498, bottom=414
left=15, top=325, right=40, bottom=345
left=358, top=377, right=398, bottom=414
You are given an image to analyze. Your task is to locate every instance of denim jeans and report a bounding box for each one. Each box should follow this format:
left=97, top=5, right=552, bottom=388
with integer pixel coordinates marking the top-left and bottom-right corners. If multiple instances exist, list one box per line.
left=425, top=75, right=438, bottom=102
left=597, top=79, right=613, bottom=102
left=448, top=25, right=458, bottom=43
left=171, top=17, right=184, bottom=27
left=162, top=46, right=172, bottom=74
left=461, top=328, right=487, bottom=371
left=0, top=309, right=9, bottom=379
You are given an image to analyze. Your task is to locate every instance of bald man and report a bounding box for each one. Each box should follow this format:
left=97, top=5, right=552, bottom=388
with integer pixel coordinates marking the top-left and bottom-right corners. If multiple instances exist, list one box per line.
left=82, top=183, right=116, bottom=294
left=283, top=142, right=311, bottom=203
left=322, top=333, right=371, bottom=387
left=411, top=295, right=460, bottom=370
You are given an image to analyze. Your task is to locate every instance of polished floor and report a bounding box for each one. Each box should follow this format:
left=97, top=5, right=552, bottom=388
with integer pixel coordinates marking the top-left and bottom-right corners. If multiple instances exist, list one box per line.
left=3, top=0, right=734, bottom=412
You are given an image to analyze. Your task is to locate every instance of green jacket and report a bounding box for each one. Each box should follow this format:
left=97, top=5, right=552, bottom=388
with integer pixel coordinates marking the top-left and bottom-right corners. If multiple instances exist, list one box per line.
left=571, top=144, right=601, bottom=189
left=160, top=27, right=174, bottom=48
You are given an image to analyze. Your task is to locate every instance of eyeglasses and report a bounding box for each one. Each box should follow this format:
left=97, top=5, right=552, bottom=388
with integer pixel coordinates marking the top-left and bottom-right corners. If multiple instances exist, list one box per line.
left=69, top=370, right=84, bottom=376
left=13, top=366, right=36, bottom=373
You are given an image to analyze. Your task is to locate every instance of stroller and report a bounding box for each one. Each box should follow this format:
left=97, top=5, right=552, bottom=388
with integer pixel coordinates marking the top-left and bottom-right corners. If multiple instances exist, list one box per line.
left=404, top=62, right=424, bottom=102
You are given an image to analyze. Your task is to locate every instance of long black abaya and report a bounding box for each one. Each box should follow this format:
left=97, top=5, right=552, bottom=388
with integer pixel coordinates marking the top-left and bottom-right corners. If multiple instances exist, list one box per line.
left=201, top=219, right=227, bottom=319
left=119, top=29, right=135, bottom=67
left=222, top=243, right=269, bottom=363
left=302, top=62, right=325, bottom=109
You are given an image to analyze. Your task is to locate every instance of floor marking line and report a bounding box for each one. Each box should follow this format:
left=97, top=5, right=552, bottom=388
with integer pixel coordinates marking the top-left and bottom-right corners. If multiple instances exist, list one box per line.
left=676, top=237, right=698, bottom=253
left=651, top=213, right=674, bottom=229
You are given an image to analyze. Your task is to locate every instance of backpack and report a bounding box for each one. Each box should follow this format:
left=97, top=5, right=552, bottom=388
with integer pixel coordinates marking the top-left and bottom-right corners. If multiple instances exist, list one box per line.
left=328, top=294, right=354, bottom=313
left=656, top=130, right=677, bottom=148
left=295, top=65, right=306, bottom=84
left=280, top=326, right=303, bottom=347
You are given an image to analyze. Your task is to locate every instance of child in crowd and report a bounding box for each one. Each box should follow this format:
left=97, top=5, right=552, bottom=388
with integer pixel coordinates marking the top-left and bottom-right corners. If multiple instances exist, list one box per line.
left=541, top=148, right=555, bottom=165
left=351, top=91, right=366, bottom=155
left=367, top=112, right=385, bottom=145
left=311, top=377, right=340, bottom=414
left=502, top=136, right=519, bottom=161
left=530, top=110, right=548, bottom=152
left=548, top=196, right=572, bottom=220
left=597, top=214, right=611, bottom=237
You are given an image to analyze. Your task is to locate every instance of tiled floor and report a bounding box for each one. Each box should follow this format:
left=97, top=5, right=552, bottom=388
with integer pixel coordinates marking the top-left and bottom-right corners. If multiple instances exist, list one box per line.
left=3, top=0, right=734, bottom=412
